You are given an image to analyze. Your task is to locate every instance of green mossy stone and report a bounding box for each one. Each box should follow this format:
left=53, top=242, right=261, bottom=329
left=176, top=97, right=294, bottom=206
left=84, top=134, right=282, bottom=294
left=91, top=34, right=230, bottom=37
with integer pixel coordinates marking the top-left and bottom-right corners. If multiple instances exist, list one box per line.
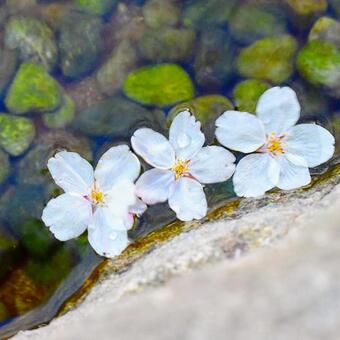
left=73, top=0, right=117, bottom=15
left=5, top=62, right=61, bottom=114
left=143, top=0, right=180, bottom=29
left=332, top=113, right=340, bottom=156
left=168, top=95, right=233, bottom=143
left=182, top=0, right=236, bottom=28
left=5, top=16, right=57, bottom=71
left=0, top=114, right=35, bottom=156
left=138, top=28, right=196, bottom=63
left=309, top=17, right=340, bottom=47
left=296, top=40, right=340, bottom=98
left=20, top=219, right=57, bottom=258
left=233, top=79, right=270, bottom=113
left=42, top=94, right=75, bottom=128
left=286, top=0, right=327, bottom=15
left=0, top=302, right=10, bottom=322
left=0, top=229, right=19, bottom=281
left=0, top=150, right=10, bottom=184
left=230, top=5, right=286, bottom=44
left=123, top=64, right=194, bottom=107
left=237, top=35, right=298, bottom=83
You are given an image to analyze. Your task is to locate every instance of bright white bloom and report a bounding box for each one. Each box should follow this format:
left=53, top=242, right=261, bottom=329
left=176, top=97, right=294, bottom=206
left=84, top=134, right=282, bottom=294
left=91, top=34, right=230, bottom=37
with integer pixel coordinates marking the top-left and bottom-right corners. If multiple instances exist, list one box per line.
left=41, top=145, right=146, bottom=258
left=215, top=87, right=335, bottom=198
left=131, top=110, right=236, bottom=221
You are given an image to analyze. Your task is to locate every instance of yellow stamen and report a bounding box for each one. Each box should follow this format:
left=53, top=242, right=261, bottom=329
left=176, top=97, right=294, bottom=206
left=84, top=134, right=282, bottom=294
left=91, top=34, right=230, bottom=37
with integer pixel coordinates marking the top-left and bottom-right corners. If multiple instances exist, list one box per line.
left=267, top=133, right=286, bottom=156
left=91, top=190, right=104, bottom=205
left=172, top=159, right=190, bottom=180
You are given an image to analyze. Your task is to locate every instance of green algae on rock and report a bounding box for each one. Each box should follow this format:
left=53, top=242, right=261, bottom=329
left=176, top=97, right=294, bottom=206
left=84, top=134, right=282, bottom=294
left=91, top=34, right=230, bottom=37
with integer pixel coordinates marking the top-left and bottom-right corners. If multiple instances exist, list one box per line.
left=168, top=95, right=233, bottom=143
left=73, top=0, right=117, bottom=15
left=0, top=114, right=35, bottom=156
left=42, top=94, right=75, bottom=129
left=233, top=79, right=270, bottom=113
left=0, top=150, right=9, bottom=184
left=286, top=0, right=327, bottom=15
left=229, top=4, right=286, bottom=44
left=237, top=35, right=298, bottom=83
left=309, top=17, right=340, bottom=47
left=123, top=64, right=194, bottom=107
left=138, top=28, right=196, bottom=63
left=97, top=41, right=138, bottom=96
left=0, top=230, right=19, bottom=281
left=5, top=16, right=57, bottom=71
left=5, top=62, right=61, bottom=114
left=297, top=40, right=340, bottom=98
left=143, top=0, right=180, bottom=29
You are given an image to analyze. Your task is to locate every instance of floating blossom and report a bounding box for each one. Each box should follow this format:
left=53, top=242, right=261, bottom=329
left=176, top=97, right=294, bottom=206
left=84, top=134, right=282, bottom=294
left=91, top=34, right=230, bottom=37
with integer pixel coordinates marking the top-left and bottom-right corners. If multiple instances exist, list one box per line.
left=215, top=87, right=335, bottom=198
left=131, top=110, right=236, bottom=221
left=42, top=145, right=146, bottom=258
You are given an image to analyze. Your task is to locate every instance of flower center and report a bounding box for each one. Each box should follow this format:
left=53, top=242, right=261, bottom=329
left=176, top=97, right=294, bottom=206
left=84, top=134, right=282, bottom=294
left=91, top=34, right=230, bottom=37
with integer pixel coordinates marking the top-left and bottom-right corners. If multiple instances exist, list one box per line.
left=172, top=159, right=190, bottom=180
left=91, top=189, right=104, bottom=205
left=266, top=133, right=286, bottom=156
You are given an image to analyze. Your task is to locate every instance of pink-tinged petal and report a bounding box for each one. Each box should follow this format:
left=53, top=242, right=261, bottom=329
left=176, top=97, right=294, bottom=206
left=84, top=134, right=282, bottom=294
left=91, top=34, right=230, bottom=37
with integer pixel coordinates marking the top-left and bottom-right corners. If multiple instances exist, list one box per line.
left=190, top=146, right=236, bottom=184
left=286, top=124, right=335, bottom=168
left=136, top=169, right=175, bottom=205
left=168, top=177, right=207, bottom=221
left=256, top=87, right=300, bottom=134
left=47, top=151, right=94, bottom=195
left=131, top=128, right=175, bottom=169
left=169, top=110, right=205, bottom=160
left=277, top=155, right=311, bottom=190
left=215, top=111, right=266, bottom=153
left=233, top=153, right=279, bottom=197
left=129, top=198, right=147, bottom=216
left=88, top=207, right=129, bottom=258
left=95, top=145, right=141, bottom=192
left=42, top=193, right=92, bottom=241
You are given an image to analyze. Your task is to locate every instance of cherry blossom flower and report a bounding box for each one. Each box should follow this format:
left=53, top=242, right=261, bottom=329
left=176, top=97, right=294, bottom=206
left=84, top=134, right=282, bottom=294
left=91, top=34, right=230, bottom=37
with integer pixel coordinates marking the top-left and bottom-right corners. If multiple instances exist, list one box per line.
left=215, top=87, right=335, bottom=198
left=42, top=145, right=146, bottom=258
left=131, top=110, right=236, bottom=221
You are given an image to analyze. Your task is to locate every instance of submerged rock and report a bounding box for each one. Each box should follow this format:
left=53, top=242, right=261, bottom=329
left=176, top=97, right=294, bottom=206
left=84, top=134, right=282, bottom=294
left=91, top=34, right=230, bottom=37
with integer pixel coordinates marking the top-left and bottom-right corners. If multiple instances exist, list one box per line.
left=0, top=49, right=18, bottom=98
left=309, top=16, right=340, bottom=48
left=182, top=0, right=236, bottom=28
left=16, top=130, right=92, bottom=187
left=58, top=13, right=103, bottom=78
left=73, top=96, right=165, bottom=138
left=297, top=40, right=340, bottom=98
left=330, top=0, right=340, bottom=16
left=5, top=16, right=57, bottom=71
left=73, top=0, right=117, bottom=15
left=138, top=27, right=196, bottom=63
left=286, top=0, right=327, bottom=15
left=97, top=41, right=138, bottom=96
left=229, top=4, right=286, bottom=44
left=233, top=79, right=270, bottom=113
left=237, top=35, right=298, bottom=84
left=124, top=64, right=194, bottom=107
left=194, top=28, right=234, bottom=88
left=0, top=229, right=19, bottom=281
left=5, top=62, right=61, bottom=114
left=0, top=302, right=10, bottom=322
left=0, top=150, right=10, bottom=184
left=42, top=94, right=75, bottom=129
left=168, top=95, right=233, bottom=143
left=143, top=0, right=180, bottom=29
left=0, top=114, right=35, bottom=156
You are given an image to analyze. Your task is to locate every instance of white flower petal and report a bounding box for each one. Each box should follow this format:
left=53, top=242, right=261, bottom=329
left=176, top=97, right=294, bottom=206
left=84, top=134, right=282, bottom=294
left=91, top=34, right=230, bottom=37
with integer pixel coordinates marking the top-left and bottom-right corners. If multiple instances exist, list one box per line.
left=256, top=87, right=300, bottom=134
left=95, top=145, right=141, bottom=192
left=88, top=208, right=129, bottom=258
left=286, top=124, right=335, bottom=168
left=131, top=128, right=175, bottom=169
left=129, top=198, right=147, bottom=216
left=106, top=180, right=138, bottom=217
left=189, top=146, right=236, bottom=184
left=136, top=169, right=175, bottom=205
left=47, top=151, right=94, bottom=195
left=215, top=111, right=266, bottom=153
left=233, top=153, right=279, bottom=197
left=169, top=110, right=205, bottom=160
left=42, top=193, right=92, bottom=241
left=277, top=155, right=311, bottom=190
left=168, top=177, right=207, bottom=221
